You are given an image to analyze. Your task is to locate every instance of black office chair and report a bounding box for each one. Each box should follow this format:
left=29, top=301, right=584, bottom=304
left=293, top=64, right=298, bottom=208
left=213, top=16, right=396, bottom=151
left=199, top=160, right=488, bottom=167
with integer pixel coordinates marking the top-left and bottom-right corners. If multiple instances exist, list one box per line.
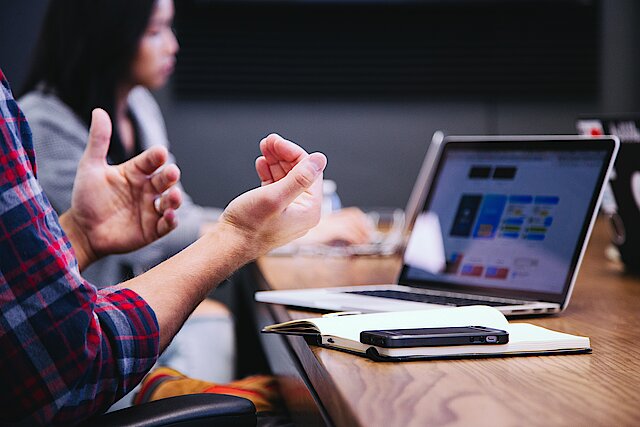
left=85, top=393, right=256, bottom=427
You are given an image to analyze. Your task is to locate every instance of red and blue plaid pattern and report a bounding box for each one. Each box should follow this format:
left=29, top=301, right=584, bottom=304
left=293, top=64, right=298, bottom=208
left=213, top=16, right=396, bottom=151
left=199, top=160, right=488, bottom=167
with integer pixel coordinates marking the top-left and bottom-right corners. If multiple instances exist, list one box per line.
left=0, top=69, right=159, bottom=425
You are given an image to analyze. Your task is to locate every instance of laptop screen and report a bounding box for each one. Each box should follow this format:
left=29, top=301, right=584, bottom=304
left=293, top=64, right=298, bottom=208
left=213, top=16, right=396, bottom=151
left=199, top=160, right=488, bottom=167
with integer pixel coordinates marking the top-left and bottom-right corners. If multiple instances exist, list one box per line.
left=399, top=137, right=617, bottom=304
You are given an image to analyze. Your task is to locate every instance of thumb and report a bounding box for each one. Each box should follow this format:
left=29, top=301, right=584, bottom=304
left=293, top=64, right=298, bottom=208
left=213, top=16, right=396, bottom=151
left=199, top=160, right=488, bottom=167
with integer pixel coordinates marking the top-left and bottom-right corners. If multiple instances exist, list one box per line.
left=266, top=152, right=327, bottom=206
left=83, top=108, right=112, bottom=162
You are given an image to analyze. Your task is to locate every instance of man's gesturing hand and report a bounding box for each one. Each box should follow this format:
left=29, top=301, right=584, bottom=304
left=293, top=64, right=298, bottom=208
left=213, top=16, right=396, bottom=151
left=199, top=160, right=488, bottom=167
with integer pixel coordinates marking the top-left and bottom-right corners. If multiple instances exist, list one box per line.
left=61, top=109, right=182, bottom=269
left=219, top=134, right=327, bottom=258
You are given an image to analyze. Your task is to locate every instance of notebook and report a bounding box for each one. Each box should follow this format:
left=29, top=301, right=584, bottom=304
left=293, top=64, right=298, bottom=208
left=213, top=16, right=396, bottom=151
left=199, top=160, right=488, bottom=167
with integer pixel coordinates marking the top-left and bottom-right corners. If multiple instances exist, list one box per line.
left=576, top=115, right=640, bottom=273
left=256, top=135, right=619, bottom=316
left=262, top=306, right=591, bottom=361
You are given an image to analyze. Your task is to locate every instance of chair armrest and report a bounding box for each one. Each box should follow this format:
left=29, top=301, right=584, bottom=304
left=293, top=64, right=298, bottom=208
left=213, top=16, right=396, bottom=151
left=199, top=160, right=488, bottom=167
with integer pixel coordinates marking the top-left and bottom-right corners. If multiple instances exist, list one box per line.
left=87, top=393, right=256, bottom=427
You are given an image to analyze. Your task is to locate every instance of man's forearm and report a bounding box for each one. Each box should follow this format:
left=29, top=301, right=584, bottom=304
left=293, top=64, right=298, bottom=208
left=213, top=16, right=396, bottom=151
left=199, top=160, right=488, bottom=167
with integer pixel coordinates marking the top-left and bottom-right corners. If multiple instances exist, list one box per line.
left=121, top=222, right=255, bottom=351
left=59, top=210, right=97, bottom=271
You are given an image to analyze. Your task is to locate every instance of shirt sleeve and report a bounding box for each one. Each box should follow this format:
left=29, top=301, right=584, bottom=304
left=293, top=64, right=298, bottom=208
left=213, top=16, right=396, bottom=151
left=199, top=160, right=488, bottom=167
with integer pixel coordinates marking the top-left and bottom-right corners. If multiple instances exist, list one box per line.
left=0, top=70, right=160, bottom=426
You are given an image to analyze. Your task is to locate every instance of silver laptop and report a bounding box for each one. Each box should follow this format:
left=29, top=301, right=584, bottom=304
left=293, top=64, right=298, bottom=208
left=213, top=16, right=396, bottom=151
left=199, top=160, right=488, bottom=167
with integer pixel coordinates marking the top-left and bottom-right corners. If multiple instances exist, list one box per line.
left=256, top=135, right=619, bottom=316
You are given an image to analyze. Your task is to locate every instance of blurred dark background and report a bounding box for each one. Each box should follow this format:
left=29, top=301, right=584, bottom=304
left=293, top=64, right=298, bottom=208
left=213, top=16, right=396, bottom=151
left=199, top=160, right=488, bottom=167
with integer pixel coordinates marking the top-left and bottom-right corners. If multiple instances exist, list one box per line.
left=1, top=0, right=638, bottom=209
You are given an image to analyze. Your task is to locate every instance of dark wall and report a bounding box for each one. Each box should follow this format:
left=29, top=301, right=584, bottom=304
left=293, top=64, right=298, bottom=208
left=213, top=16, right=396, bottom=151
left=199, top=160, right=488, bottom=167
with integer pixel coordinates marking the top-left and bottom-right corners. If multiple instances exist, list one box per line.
left=600, top=0, right=640, bottom=111
left=0, top=0, right=47, bottom=91
left=1, top=0, right=638, bottom=210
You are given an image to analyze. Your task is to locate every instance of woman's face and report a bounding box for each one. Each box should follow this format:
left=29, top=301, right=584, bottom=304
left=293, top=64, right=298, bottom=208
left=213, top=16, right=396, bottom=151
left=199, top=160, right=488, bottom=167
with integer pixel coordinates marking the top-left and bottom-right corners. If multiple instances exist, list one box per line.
left=131, top=0, right=179, bottom=89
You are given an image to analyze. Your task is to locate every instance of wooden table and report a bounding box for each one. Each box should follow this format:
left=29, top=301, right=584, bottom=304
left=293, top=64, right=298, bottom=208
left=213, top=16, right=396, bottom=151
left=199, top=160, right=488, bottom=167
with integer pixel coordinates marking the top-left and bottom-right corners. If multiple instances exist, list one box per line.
left=252, top=218, right=640, bottom=426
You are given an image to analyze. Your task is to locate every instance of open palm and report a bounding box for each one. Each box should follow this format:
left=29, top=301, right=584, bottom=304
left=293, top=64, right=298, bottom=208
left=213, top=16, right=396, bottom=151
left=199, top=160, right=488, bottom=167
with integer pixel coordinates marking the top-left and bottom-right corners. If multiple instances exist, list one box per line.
left=69, top=109, right=182, bottom=259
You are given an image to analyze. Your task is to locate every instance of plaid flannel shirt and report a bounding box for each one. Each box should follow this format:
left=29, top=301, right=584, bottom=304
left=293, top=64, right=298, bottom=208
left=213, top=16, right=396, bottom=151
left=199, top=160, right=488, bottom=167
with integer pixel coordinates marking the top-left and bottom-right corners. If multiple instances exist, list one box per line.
left=0, top=69, right=159, bottom=425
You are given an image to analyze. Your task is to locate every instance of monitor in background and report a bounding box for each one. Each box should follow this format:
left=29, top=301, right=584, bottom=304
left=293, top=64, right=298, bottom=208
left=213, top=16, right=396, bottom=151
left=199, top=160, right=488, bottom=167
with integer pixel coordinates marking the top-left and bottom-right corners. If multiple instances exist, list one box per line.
left=577, top=115, right=640, bottom=273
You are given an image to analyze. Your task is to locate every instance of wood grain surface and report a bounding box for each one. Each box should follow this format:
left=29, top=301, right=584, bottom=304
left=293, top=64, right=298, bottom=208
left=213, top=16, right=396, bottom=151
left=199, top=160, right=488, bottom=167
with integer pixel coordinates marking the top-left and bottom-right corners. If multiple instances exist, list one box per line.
left=257, top=217, right=640, bottom=426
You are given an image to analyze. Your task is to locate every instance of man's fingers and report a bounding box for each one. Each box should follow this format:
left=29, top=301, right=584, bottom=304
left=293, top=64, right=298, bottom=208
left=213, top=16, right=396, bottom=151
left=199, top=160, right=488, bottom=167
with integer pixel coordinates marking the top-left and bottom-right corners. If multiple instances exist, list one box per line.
left=156, top=187, right=182, bottom=214
left=84, top=108, right=112, bottom=162
left=260, top=134, right=309, bottom=181
left=266, top=152, right=327, bottom=207
left=256, top=156, right=274, bottom=185
left=150, top=164, right=181, bottom=194
left=128, top=146, right=169, bottom=176
left=157, top=209, right=178, bottom=237
left=260, top=134, right=308, bottom=164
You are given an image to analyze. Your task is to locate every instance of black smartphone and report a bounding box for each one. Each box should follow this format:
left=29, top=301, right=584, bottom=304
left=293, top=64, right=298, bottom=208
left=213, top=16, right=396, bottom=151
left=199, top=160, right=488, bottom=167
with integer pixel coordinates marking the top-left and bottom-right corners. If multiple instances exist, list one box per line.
left=360, top=326, right=509, bottom=348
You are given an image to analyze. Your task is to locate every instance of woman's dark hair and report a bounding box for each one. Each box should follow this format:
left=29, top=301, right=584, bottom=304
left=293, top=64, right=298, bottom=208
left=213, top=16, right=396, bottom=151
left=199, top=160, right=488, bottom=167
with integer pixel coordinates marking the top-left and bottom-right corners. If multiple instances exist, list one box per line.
left=21, top=0, right=156, bottom=162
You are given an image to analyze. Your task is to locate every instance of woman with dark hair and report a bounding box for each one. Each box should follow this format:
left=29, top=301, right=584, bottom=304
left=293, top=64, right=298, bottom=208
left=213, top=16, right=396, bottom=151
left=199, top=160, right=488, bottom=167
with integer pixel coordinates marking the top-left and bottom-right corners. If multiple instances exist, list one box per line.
left=20, top=0, right=208, bottom=283
left=22, top=0, right=167, bottom=163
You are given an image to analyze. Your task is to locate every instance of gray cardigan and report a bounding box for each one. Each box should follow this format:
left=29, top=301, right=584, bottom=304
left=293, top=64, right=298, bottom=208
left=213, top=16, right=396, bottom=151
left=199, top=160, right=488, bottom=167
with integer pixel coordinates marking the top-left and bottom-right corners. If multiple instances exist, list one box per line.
left=19, top=87, right=222, bottom=287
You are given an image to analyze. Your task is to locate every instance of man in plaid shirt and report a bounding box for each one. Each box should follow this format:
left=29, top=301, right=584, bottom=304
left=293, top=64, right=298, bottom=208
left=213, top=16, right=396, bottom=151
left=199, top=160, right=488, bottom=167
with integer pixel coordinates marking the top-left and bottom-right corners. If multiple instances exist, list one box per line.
left=0, top=68, right=327, bottom=425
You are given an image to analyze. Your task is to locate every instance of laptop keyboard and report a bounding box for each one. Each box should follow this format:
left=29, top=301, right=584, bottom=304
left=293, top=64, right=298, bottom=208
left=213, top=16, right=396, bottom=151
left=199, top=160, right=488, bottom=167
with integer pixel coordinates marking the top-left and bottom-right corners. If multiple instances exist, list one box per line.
left=345, top=290, right=515, bottom=307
